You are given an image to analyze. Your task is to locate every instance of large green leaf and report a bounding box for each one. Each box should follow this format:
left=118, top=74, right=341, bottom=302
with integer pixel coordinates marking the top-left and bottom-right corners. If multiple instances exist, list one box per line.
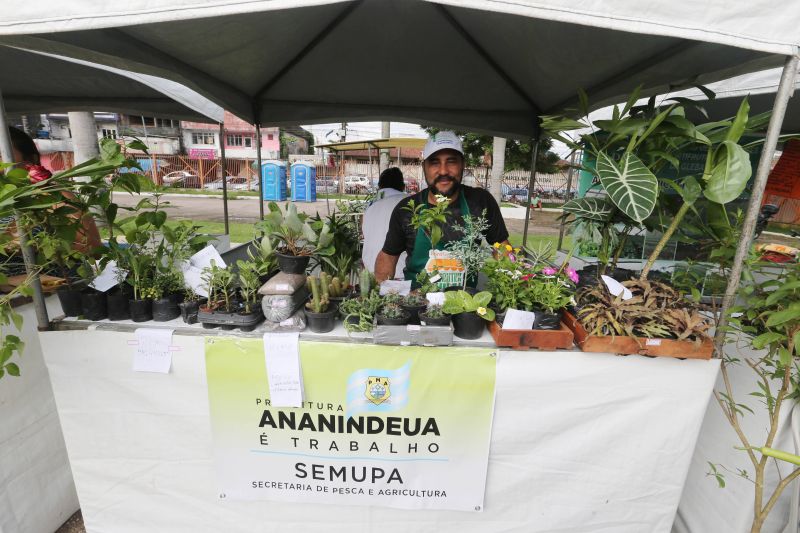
left=703, top=141, right=752, bottom=204
left=561, top=197, right=616, bottom=221
left=596, top=152, right=658, bottom=223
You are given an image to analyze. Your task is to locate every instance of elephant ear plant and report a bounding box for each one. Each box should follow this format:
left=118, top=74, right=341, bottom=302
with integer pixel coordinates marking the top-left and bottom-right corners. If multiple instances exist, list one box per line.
left=543, top=87, right=760, bottom=281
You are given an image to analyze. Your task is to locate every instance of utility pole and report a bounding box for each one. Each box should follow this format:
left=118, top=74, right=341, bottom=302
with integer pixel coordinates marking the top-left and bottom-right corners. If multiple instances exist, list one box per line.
left=379, top=121, right=390, bottom=173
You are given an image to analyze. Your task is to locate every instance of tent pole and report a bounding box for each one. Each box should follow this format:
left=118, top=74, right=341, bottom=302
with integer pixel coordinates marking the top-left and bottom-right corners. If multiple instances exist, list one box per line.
left=255, top=124, right=264, bottom=220
left=0, top=89, right=49, bottom=330
left=219, top=122, right=229, bottom=235
left=521, top=138, right=539, bottom=250
left=713, top=52, right=799, bottom=356
left=557, top=150, right=577, bottom=251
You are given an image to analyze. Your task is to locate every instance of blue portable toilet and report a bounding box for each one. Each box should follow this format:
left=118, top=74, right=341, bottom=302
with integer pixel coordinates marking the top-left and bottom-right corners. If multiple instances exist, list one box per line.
left=261, top=161, right=287, bottom=201
left=291, top=161, right=317, bottom=202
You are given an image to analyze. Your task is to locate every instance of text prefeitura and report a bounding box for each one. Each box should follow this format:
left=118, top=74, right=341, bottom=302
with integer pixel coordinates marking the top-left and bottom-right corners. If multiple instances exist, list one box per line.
left=259, top=410, right=440, bottom=436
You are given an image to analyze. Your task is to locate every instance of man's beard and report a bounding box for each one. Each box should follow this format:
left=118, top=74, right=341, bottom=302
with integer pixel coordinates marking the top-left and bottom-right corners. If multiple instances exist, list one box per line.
left=432, top=175, right=461, bottom=197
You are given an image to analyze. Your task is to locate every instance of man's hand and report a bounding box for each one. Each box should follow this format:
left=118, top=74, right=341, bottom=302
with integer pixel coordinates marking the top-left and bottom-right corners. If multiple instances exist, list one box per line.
left=375, top=251, right=400, bottom=283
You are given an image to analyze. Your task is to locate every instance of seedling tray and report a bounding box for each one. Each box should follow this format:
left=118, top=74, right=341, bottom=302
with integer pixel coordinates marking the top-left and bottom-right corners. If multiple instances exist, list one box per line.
left=488, top=320, right=574, bottom=351
left=198, top=307, right=265, bottom=332
left=563, top=311, right=713, bottom=360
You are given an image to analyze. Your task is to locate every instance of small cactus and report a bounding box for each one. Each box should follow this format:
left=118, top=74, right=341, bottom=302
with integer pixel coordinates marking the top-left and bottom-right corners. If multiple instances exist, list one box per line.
left=306, top=275, right=330, bottom=313
left=359, top=268, right=373, bottom=299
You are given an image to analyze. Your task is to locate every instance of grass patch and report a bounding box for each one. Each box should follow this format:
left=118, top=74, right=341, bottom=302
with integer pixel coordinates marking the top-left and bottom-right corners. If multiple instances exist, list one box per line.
left=766, top=222, right=800, bottom=236
left=101, top=220, right=259, bottom=245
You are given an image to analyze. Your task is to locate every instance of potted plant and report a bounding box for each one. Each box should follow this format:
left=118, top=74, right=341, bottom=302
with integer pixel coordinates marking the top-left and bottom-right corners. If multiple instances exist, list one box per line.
left=235, top=259, right=265, bottom=331
left=178, top=287, right=203, bottom=325
left=527, top=267, right=577, bottom=330
left=246, top=235, right=278, bottom=283
left=258, top=202, right=334, bottom=274
left=401, top=291, right=427, bottom=325
left=304, top=274, right=336, bottom=333
left=33, top=231, right=85, bottom=317
left=151, top=268, right=183, bottom=322
left=199, top=260, right=235, bottom=328
left=376, top=301, right=411, bottom=326
left=339, top=270, right=381, bottom=332
left=445, top=212, right=491, bottom=289
left=442, top=290, right=495, bottom=339
left=419, top=303, right=450, bottom=326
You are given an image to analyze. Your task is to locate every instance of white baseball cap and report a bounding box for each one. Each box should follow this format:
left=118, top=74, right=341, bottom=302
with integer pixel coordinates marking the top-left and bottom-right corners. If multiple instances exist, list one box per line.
left=422, top=131, right=464, bottom=160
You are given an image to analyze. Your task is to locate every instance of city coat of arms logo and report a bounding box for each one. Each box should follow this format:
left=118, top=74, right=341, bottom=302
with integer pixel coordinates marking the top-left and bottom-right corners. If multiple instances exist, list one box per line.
left=365, top=376, right=391, bottom=405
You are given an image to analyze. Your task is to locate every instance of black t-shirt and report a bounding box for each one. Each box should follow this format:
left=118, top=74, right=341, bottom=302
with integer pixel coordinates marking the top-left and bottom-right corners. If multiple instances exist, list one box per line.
left=381, top=186, right=509, bottom=265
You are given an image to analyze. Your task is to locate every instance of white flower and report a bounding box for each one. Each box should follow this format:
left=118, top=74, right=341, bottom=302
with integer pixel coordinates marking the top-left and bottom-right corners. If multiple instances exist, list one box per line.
left=435, top=194, right=448, bottom=204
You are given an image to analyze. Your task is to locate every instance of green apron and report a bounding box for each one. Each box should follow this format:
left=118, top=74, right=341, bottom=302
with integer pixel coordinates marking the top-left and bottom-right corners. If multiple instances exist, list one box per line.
left=405, top=191, right=472, bottom=287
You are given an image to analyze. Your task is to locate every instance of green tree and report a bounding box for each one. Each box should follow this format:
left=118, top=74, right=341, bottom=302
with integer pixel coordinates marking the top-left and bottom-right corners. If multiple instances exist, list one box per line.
left=421, top=127, right=562, bottom=173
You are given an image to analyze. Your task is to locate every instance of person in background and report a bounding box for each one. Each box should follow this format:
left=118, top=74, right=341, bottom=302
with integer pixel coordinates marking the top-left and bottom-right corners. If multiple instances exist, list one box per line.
left=1, top=127, right=101, bottom=274
left=375, top=131, right=509, bottom=284
left=362, top=167, right=407, bottom=278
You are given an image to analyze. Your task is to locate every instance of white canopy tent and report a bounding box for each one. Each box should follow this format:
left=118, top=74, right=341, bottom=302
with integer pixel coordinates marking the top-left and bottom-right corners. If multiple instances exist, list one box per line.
left=0, top=0, right=794, bottom=138
left=0, top=45, right=223, bottom=121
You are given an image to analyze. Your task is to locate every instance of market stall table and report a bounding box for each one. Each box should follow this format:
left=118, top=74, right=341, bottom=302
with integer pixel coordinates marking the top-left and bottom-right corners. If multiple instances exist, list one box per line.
left=39, top=316, right=719, bottom=533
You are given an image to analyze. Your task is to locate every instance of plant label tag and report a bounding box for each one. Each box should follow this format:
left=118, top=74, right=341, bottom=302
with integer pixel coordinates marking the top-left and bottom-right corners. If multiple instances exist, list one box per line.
left=429, top=274, right=442, bottom=283
left=426, top=292, right=445, bottom=306
left=601, top=275, right=633, bottom=300
left=646, top=338, right=662, bottom=346
left=263, top=332, right=303, bottom=407
left=90, top=260, right=127, bottom=292
left=380, top=280, right=411, bottom=296
left=502, top=309, right=536, bottom=330
left=275, top=284, right=290, bottom=292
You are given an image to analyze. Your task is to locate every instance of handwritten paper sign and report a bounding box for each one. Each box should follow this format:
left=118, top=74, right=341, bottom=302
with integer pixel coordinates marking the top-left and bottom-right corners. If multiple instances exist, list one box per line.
left=90, top=260, right=127, bottom=292
left=263, top=332, right=303, bottom=407
left=133, top=328, right=174, bottom=374
left=379, top=280, right=412, bottom=296
left=502, top=309, right=536, bottom=330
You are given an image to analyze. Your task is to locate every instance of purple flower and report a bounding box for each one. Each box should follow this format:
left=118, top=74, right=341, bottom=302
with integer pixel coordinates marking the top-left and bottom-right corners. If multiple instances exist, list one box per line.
left=542, top=266, right=557, bottom=276
left=566, top=267, right=579, bottom=284
left=508, top=253, right=517, bottom=262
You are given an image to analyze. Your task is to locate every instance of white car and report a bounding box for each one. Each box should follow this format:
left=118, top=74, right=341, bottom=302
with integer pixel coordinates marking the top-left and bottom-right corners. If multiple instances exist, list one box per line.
left=203, top=176, right=257, bottom=191
left=162, top=170, right=198, bottom=187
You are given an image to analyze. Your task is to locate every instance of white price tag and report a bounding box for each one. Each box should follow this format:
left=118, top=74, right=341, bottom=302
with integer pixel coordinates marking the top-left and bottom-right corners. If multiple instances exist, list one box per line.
left=646, top=338, right=662, bottom=346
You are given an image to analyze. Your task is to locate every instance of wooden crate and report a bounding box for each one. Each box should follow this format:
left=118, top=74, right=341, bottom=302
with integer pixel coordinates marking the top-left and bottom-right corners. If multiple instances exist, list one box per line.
left=563, top=311, right=713, bottom=360
left=487, top=320, right=574, bottom=351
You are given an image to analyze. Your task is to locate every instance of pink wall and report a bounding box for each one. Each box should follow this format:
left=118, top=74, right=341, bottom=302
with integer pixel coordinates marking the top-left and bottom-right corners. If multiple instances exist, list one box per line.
left=182, top=111, right=281, bottom=151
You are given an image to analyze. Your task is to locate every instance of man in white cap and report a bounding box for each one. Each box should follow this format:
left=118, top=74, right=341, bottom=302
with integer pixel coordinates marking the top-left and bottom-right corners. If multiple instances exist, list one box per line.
left=375, top=131, right=509, bottom=284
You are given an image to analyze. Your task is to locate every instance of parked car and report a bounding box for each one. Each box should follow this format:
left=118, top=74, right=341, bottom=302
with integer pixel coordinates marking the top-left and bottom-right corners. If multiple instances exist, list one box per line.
left=203, top=176, right=257, bottom=191
left=343, top=175, right=372, bottom=194
left=162, top=170, right=197, bottom=187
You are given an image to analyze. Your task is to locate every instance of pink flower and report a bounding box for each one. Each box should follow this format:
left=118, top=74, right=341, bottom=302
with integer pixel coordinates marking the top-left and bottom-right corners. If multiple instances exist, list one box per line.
left=566, top=267, right=580, bottom=284
left=23, top=164, right=52, bottom=184
left=541, top=266, right=557, bottom=276
left=521, top=274, right=532, bottom=281
left=508, top=253, right=517, bottom=262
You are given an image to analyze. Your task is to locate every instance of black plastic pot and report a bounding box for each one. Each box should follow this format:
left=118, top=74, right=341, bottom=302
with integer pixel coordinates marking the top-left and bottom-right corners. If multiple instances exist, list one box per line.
left=179, top=300, right=201, bottom=325
left=57, top=286, right=84, bottom=317
left=152, top=296, right=181, bottom=322
left=106, top=288, right=130, bottom=321
left=169, top=292, right=185, bottom=306
left=418, top=311, right=450, bottom=327
left=81, top=290, right=108, bottom=321
left=451, top=311, right=486, bottom=339
left=305, top=307, right=337, bottom=333
left=534, top=309, right=563, bottom=330
left=129, top=298, right=153, bottom=322
left=276, top=252, right=310, bottom=274
left=401, top=303, right=426, bottom=325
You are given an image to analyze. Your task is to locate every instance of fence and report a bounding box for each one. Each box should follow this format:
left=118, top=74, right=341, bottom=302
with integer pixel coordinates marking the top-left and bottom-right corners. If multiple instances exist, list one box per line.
left=43, top=151, right=573, bottom=202
left=764, top=193, right=800, bottom=227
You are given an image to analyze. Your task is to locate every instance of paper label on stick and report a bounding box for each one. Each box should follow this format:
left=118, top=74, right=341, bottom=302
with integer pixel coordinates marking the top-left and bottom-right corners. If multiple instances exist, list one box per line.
left=502, top=309, right=536, bottom=330
left=90, top=260, right=127, bottom=292
left=132, top=328, right=173, bottom=373
left=601, top=275, right=633, bottom=300
left=646, top=338, right=662, bottom=346
left=263, top=332, right=303, bottom=407
left=426, top=292, right=445, bottom=306
left=380, top=280, right=411, bottom=296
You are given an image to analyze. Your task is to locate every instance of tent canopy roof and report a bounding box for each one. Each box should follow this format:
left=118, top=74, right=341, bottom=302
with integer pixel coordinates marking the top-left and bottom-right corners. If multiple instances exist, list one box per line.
left=0, top=1, right=796, bottom=137
left=314, top=137, right=426, bottom=151
left=0, top=45, right=223, bottom=122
